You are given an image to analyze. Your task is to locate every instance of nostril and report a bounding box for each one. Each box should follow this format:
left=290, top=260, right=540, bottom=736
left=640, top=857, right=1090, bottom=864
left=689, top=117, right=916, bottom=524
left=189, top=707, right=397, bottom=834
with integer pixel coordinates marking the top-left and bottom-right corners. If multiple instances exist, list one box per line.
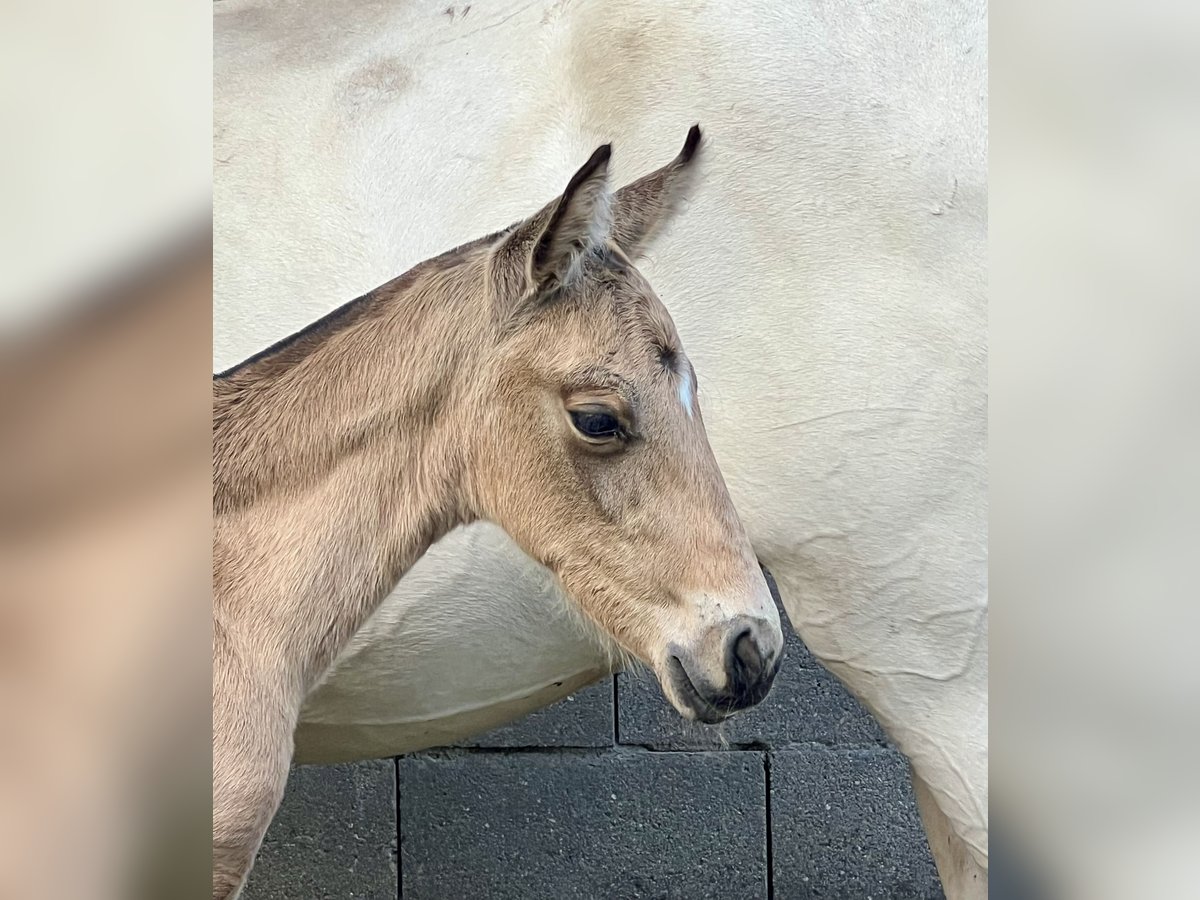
left=731, top=628, right=764, bottom=686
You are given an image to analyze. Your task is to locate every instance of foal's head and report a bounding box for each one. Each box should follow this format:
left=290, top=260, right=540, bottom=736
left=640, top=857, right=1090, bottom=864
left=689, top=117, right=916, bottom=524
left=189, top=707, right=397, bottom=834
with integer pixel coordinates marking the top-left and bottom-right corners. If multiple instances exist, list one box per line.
left=466, top=128, right=783, bottom=721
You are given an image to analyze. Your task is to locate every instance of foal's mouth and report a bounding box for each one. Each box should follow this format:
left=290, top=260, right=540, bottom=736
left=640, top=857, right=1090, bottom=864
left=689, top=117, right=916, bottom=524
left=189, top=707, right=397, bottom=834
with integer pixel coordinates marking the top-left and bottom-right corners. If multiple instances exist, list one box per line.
left=666, top=655, right=733, bottom=725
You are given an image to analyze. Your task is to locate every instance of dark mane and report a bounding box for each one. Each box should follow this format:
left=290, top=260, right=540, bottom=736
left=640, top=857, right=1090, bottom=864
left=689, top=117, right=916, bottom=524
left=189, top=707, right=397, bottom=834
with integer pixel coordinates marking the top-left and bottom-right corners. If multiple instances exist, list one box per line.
left=214, top=227, right=508, bottom=382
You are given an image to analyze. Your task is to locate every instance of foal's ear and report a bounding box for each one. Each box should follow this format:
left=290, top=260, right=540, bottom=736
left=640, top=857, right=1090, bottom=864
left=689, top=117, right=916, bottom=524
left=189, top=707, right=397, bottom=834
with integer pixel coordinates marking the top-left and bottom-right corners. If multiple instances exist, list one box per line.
left=610, top=124, right=703, bottom=259
left=490, top=144, right=614, bottom=322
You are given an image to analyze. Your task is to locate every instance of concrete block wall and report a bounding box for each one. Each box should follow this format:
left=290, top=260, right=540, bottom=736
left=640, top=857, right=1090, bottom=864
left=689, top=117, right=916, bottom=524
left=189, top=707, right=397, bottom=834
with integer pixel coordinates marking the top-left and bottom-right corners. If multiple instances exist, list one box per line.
left=245, top=597, right=944, bottom=899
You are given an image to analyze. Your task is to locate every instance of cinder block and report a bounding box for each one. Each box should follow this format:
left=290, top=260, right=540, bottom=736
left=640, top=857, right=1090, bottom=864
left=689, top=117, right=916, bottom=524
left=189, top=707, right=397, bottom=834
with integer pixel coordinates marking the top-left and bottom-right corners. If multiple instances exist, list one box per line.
left=770, top=749, right=943, bottom=900
left=616, top=662, right=886, bottom=750
left=399, top=750, right=768, bottom=899
left=242, top=760, right=397, bottom=900
left=454, top=678, right=614, bottom=749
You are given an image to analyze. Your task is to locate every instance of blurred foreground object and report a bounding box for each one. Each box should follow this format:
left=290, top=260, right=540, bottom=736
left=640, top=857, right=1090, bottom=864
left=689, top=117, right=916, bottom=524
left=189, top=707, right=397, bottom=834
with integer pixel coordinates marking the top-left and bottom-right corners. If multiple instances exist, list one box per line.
left=0, top=1, right=210, bottom=895
left=993, top=0, right=1200, bottom=896
left=0, top=2, right=210, bottom=332
left=0, top=235, right=212, bottom=900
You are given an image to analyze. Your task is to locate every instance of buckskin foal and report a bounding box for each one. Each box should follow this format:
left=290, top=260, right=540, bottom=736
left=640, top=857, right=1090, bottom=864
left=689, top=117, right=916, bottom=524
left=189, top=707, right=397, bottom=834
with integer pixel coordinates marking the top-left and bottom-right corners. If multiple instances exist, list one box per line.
left=212, top=127, right=783, bottom=898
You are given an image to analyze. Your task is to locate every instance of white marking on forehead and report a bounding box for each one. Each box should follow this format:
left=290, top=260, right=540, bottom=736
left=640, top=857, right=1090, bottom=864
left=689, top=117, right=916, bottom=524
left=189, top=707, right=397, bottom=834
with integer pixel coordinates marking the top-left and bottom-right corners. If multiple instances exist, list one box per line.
left=678, top=367, right=695, bottom=418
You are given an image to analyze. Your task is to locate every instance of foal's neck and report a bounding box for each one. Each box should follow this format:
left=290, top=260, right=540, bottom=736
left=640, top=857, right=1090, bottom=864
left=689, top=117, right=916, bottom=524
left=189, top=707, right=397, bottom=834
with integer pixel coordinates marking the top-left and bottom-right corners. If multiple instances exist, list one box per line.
left=213, top=257, right=487, bottom=692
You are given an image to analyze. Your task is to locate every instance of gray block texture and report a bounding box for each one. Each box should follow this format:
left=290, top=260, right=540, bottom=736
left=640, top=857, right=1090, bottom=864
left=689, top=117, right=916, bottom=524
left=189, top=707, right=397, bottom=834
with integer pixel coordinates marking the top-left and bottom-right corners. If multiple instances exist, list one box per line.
left=453, top=678, right=614, bottom=749
left=241, top=563, right=942, bottom=900
left=399, top=750, right=768, bottom=900
left=770, top=749, right=944, bottom=900
left=242, top=760, right=397, bottom=900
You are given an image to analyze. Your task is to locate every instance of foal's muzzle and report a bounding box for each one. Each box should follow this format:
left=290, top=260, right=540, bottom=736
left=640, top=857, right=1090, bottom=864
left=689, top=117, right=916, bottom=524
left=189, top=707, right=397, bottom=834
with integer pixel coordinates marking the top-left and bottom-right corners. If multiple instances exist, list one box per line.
left=668, top=615, right=783, bottom=724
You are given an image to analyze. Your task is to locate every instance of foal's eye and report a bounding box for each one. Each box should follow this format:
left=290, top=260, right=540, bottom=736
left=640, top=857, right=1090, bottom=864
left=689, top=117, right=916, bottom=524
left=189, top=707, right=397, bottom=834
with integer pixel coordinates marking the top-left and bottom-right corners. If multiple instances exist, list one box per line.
left=569, top=409, right=621, bottom=440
